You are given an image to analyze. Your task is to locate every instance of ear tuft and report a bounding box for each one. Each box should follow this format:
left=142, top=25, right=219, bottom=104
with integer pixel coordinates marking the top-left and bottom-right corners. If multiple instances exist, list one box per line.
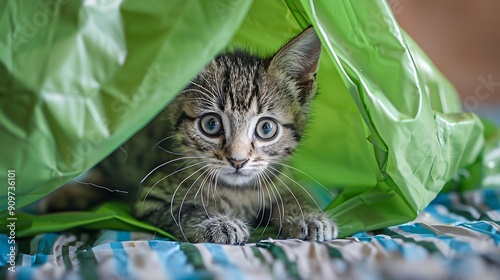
left=270, top=27, right=321, bottom=82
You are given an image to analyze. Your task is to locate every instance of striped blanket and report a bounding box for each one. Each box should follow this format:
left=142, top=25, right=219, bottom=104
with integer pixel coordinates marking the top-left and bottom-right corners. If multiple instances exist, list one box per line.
left=2, top=188, right=500, bottom=280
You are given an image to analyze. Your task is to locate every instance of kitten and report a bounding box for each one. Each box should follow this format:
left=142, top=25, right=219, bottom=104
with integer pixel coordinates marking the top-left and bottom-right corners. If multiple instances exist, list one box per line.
left=44, top=27, right=337, bottom=244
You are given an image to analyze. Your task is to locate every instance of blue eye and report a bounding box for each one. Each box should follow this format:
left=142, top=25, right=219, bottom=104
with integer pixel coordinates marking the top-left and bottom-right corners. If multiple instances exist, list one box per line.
left=256, top=118, right=279, bottom=140
left=200, top=113, right=223, bottom=136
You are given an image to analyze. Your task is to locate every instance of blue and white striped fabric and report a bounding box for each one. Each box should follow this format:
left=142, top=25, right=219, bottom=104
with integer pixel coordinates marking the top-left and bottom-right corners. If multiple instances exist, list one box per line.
left=2, top=188, right=500, bottom=280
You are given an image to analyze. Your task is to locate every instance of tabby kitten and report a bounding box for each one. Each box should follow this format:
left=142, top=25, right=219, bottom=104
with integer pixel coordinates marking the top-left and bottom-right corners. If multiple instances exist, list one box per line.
left=48, top=27, right=337, bottom=244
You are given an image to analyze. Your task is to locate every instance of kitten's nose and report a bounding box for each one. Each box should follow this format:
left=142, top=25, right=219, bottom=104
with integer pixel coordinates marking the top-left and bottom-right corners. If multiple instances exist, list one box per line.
left=227, top=157, right=248, bottom=170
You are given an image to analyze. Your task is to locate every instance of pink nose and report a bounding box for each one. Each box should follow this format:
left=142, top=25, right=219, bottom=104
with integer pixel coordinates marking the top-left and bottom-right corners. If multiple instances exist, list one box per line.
left=227, top=158, right=248, bottom=170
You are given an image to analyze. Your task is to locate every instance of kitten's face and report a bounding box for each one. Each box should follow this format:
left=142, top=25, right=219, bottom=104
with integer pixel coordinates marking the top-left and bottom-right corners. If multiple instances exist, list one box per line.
left=169, top=28, right=321, bottom=187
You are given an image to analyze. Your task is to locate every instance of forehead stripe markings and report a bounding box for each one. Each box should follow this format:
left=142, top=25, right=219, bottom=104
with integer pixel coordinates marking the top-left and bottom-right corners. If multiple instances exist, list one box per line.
left=246, top=67, right=259, bottom=110
left=223, top=60, right=235, bottom=110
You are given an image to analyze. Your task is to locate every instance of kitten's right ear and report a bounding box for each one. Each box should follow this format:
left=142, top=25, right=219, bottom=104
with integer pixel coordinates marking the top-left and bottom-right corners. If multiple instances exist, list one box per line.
left=269, top=27, right=322, bottom=84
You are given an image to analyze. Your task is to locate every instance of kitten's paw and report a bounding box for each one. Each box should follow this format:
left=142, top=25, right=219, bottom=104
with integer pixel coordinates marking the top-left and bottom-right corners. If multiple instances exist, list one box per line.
left=282, top=214, right=337, bottom=242
left=196, top=215, right=249, bottom=245
left=305, top=214, right=338, bottom=241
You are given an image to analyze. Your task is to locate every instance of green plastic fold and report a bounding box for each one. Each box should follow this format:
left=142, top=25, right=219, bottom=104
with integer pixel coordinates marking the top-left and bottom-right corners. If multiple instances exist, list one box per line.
left=0, top=0, right=490, bottom=238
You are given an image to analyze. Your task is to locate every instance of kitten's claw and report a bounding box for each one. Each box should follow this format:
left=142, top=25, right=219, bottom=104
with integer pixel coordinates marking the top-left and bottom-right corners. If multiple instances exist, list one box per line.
left=305, top=215, right=338, bottom=241
left=196, top=215, right=249, bottom=245
left=283, top=214, right=337, bottom=242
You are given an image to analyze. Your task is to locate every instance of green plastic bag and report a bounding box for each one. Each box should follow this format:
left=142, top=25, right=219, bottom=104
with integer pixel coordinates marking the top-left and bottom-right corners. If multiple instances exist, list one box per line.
left=0, top=0, right=485, bottom=238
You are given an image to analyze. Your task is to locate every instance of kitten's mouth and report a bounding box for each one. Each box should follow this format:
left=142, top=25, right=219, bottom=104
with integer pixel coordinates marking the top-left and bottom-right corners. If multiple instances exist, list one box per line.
left=218, top=168, right=255, bottom=187
left=225, top=169, right=251, bottom=177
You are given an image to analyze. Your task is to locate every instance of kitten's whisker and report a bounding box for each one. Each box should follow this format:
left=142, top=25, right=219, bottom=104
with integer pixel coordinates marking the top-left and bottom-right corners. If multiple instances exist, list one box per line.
left=139, top=161, right=208, bottom=212
left=252, top=171, right=274, bottom=240
left=210, top=171, right=218, bottom=209
left=175, top=164, right=210, bottom=238
left=291, top=143, right=327, bottom=160
left=261, top=171, right=284, bottom=238
left=257, top=174, right=274, bottom=241
left=254, top=172, right=264, bottom=220
left=252, top=172, right=265, bottom=232
left=213, top=170, right=229, bottom=209
left=201, top=170, right=215, bottom=213
left=193, top=169, right=209, bottom=205
left=264, top=169, right=305, bottom=221
left=191, top=168, right=213, bottom=218
left=272, top=162, right=337, bottom=200
left=151, top=135, right=185, bottom=156
left=172, top=158, right=202, bottom=176
left=156, top=146, right=186, bottom=156
left=204, top=170, right=217, bottom=211
left=195, top=169, right=216, bottom=218
left=267, top=165, right=323, bottom=214
left=261, top=172, right=283, bottom=237
left=140, top=156, right=208, bottom=185
left=152, top=135, right=175, bottom=149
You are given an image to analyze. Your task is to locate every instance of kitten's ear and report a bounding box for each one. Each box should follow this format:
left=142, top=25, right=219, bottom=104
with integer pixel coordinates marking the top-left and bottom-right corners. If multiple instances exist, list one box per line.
left=269, top=27, right=321, bottom=84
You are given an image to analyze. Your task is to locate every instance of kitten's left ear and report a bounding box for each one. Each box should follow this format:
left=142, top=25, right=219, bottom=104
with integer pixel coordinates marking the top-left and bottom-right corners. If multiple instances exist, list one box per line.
left=270, top=27, right=321, bottom=88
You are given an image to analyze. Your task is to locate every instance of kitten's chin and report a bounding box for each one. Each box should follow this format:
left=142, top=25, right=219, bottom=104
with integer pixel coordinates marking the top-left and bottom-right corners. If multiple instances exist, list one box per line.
left=218, top=169, right=256, bottom=188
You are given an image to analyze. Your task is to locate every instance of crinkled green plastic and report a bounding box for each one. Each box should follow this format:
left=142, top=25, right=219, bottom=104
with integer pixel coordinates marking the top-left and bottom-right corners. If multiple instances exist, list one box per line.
left=0, top=0, right=490, bottom=238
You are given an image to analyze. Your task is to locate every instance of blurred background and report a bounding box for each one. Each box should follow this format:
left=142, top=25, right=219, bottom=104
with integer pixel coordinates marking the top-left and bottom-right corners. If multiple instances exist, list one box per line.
left=391, top=0, right=500, bottom=125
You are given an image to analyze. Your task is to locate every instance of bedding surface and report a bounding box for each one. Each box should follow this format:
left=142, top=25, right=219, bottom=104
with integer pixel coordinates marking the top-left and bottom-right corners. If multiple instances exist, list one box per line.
left=2, top=188, right=500, bottom=280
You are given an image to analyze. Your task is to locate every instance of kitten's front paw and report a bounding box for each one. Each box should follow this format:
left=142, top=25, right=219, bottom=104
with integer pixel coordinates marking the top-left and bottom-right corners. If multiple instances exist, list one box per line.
left=195, top=215, right=249, bottom=245
left=282, top=214, right=337, bottom=242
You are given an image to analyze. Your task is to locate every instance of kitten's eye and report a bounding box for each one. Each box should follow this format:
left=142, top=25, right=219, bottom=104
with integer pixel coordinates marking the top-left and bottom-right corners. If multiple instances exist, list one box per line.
left=255, top=118, right=279, bottom=140
left=199, top=113, right=223, bottom=136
